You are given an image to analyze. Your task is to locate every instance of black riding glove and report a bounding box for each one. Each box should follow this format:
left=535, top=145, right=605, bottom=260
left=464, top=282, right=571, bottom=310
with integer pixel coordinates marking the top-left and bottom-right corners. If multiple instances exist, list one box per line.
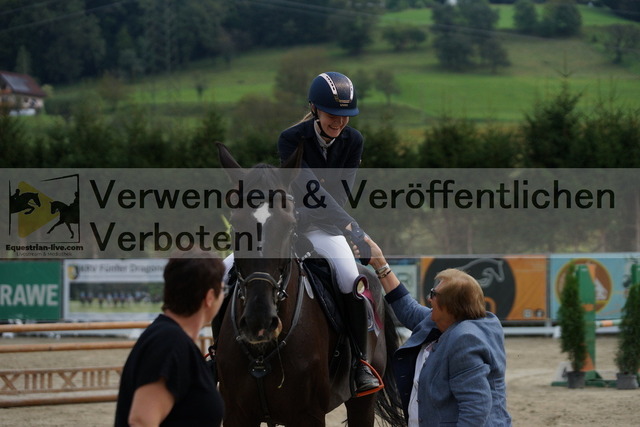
left=344, top=222, right=371, bottom=266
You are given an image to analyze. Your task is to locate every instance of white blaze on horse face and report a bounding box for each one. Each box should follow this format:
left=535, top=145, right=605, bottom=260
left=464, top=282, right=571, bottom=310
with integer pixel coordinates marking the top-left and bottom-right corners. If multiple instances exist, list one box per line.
left=253, top=203, right=271, bottom=225
left=253, top=203, right=271, bottom=251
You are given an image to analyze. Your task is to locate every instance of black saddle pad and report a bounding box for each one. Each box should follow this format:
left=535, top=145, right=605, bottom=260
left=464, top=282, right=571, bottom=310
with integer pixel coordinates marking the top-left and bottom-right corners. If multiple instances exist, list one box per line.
left=302, top=257, right=345, bottom=334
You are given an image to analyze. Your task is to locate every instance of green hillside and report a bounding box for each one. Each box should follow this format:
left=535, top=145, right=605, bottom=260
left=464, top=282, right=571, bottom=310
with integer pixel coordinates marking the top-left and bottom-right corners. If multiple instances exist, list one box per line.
left=49, top=5, right=640, bottom=144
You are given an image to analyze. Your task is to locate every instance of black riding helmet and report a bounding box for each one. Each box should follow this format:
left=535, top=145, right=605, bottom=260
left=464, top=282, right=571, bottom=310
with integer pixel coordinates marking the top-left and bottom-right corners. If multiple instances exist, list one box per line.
left=308, top=72, right=359, bottom=117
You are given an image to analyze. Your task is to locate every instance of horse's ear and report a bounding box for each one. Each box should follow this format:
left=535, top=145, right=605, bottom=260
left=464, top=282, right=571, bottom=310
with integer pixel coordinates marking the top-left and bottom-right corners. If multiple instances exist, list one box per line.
left=280, top=142, right=303, bottom=184
left=217, top=141, right=246, bottom=182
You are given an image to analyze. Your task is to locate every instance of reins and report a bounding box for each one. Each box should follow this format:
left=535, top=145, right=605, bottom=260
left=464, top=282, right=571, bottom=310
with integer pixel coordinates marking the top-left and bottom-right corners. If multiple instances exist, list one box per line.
left=230, top=254, right=307, bottom=427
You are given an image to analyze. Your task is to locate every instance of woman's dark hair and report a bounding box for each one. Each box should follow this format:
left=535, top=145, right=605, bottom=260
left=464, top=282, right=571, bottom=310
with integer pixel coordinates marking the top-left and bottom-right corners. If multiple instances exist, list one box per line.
left=161, top=252, right=224, bottom=316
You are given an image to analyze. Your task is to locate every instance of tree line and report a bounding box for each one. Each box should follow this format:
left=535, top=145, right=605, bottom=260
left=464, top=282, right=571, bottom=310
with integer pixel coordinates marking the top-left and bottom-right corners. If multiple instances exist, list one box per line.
left=1, top=0, right=381, bottom=84
left=2, top=0, right=638, bottom=85
left=2, top=79, right=639, bottom=167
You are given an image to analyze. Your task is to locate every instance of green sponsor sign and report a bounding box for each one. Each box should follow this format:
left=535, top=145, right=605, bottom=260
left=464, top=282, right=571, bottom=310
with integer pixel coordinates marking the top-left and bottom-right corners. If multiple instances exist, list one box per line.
left=0, top=261, right=61, bottom=321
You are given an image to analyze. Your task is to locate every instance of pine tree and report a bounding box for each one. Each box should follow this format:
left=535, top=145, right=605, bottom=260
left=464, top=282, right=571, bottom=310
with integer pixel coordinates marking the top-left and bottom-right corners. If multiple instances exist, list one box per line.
left=558, top=263, right=587, bottom=372
left=615, top=280, right=640, bottom=375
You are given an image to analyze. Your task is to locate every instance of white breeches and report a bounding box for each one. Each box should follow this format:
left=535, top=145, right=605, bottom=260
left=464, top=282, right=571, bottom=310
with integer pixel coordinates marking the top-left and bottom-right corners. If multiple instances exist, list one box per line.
left=305, top=229, right=359, bottom=294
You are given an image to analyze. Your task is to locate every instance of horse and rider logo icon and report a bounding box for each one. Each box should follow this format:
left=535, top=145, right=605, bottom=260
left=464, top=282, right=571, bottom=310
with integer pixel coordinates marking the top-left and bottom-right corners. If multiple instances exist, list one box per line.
left=8, top=174, right=80, bottom=241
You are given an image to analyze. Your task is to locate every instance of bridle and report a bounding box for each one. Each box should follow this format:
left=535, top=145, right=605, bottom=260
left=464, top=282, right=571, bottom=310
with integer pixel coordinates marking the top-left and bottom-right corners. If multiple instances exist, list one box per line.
left=232, top=194, right=296, bottom=306
left=230, top=222, right=298, bottom=346
left=228, top=195, right=307, bottom=426
left=230, top=251, right=306, bottom=427
left=234, top=261, right=292, bottom=305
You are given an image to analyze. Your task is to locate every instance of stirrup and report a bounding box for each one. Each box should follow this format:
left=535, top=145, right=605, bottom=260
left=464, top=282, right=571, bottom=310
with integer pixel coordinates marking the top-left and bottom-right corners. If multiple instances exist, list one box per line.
left=355, top=359, right=384, bottom=397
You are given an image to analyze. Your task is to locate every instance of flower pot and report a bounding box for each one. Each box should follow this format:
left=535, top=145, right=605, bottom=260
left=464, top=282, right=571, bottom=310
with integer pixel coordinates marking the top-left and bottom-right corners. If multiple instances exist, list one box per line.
left=616, top=373, right=639, bottom=390
left=567, top=371, right=585, bottom=389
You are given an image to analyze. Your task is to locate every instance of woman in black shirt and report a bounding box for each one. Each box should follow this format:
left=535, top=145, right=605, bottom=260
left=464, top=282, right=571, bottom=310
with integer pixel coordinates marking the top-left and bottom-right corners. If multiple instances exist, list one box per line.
left=115, top=254, right=225, bottom=426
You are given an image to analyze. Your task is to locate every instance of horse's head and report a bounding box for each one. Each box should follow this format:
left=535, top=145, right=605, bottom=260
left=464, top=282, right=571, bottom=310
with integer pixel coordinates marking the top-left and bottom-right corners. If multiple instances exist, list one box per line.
left=21, top=192, right=41, bottom=207
left=218, top=142, right=302, bottom=345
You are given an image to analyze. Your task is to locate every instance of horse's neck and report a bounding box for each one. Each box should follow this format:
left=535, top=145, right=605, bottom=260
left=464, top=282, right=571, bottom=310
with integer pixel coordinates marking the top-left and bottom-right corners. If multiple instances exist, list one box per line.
left=278, top=260, right=302, bottom=327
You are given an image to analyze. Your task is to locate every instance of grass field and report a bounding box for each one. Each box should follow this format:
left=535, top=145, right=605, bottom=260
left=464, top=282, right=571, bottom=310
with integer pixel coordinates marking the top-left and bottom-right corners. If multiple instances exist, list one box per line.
left=48, top=5, right=640, bottom=141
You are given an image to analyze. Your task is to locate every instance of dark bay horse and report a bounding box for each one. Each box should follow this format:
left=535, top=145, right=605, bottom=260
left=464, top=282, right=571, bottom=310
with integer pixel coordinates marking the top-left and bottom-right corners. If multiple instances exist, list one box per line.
left=215, top=143, right=404, bottom=427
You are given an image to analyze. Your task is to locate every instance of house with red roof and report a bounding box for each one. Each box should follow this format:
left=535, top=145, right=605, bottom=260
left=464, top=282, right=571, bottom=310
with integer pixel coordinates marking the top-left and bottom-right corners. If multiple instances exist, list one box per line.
left=0, top=71, right=47, bottom=115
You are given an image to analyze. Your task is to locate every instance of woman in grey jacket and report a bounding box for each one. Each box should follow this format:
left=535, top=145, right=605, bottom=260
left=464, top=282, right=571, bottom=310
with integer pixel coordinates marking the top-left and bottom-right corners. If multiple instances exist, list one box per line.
left=363, top=236, right=512, bottom=427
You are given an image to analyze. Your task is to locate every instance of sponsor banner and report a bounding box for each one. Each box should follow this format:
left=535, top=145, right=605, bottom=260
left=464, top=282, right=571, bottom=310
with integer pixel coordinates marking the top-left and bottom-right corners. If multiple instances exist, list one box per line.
left=63, top=259, right=167, bottom=321
left=549, top=253, right=639, bottom=320
left=0, top=261, right=61, bottom=321
left=384, top=260, right=420, bottom=299
left=420, top=256, right=548, bottom=321
left=1, top=168, right=637, bottom=258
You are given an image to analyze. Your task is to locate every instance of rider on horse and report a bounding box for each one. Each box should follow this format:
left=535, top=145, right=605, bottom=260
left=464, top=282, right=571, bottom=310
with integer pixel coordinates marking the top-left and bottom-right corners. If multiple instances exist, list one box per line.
left=211, top=72, right=382, bottom=397
left=277, top=72, right=381, bottom=396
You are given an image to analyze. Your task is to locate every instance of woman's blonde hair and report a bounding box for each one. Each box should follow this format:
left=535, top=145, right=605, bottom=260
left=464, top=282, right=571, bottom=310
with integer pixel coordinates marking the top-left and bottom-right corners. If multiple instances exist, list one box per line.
left=295, top=111, right=314, bottom=126
left=434, top=268, right=486, bottom=321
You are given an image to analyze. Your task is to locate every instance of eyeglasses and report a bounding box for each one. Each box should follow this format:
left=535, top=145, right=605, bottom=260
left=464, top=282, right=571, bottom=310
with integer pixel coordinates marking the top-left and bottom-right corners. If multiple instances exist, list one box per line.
left=429, top=288, right=439, bottom=299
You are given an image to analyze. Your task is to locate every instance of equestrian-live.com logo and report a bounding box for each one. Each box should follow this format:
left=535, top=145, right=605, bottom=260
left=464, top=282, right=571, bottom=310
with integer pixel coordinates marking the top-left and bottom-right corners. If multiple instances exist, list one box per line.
left=8, top=173, right=80, bottom=247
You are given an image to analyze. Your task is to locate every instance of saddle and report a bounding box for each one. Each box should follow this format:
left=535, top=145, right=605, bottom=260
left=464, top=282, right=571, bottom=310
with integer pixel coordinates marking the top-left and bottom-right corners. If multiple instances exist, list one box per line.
left=295, top=231, right=380, bottom=332
left=301, top=257, right=345, bottom=333
left=302, top=257, right=381, bottom=332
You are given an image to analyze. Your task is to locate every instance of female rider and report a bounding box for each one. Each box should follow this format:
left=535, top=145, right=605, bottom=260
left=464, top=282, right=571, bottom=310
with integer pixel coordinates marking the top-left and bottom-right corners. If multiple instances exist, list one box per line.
left=277, top=71, right=380, bottom=396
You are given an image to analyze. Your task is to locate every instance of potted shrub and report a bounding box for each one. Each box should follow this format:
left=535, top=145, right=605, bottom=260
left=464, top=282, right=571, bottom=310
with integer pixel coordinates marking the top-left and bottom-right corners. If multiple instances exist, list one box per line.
left=558, top=263, right=587, bottom=388
left=614, top=281, right=640, bottom=389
